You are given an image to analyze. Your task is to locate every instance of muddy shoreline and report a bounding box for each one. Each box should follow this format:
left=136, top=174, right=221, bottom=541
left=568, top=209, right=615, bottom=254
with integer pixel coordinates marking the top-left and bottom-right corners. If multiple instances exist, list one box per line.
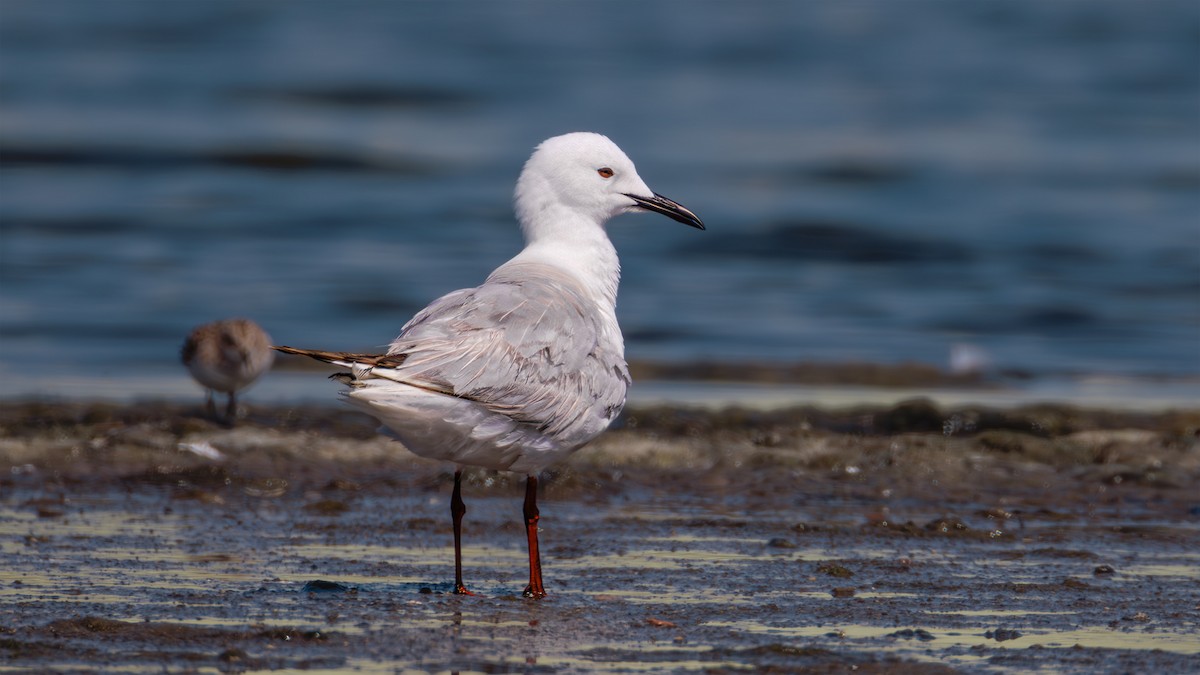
left=2, top=399, right=1198, bottom=673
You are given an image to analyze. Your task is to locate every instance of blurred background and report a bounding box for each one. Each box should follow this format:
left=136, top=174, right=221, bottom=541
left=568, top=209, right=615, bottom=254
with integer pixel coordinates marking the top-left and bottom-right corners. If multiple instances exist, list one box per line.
left=1, top=0, right=1197, bottom=402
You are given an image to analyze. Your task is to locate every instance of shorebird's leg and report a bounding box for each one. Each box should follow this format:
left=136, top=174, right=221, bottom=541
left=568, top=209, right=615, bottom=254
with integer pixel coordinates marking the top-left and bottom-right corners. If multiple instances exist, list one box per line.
left=224, top=391, right=238, bottom=422
left=204, top=390, right=217, bottom=419
left=522, top=474, right=546, bottom=599
left=451, top=469, right=473, bottom=595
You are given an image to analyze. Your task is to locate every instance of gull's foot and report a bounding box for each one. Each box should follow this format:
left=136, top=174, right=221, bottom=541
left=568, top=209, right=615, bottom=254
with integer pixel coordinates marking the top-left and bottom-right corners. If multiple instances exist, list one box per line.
left=522, top=585, right=547, bottom=599
left=452, top=584, right=477, bottom=596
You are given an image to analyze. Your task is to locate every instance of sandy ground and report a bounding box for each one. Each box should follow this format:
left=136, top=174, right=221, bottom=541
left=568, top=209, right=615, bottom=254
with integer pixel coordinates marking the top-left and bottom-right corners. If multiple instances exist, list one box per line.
left=1, top=398, right=1198, bottom=673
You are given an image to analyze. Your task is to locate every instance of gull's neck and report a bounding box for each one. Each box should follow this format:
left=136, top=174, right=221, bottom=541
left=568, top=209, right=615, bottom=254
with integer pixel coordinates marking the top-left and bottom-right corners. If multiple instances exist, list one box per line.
left=508, top=204, right=621, bottom=310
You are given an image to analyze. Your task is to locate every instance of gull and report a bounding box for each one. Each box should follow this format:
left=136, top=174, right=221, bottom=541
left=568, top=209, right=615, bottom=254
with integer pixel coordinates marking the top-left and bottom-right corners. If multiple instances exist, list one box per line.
left=181, top=318, right=275, bottom=423
left=275, top=132, right=703, bottom=598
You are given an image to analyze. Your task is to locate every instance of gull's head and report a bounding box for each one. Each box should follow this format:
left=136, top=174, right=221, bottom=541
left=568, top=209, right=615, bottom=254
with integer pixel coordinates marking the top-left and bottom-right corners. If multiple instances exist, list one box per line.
left=514, top=132, right=704, bottom=242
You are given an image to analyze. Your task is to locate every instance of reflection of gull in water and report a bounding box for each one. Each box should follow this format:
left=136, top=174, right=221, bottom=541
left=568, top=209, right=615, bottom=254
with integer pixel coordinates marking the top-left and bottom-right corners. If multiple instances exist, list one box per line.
left=181, top=318, right=274, bottom=423
left=276, top=132, right=703, bottom=598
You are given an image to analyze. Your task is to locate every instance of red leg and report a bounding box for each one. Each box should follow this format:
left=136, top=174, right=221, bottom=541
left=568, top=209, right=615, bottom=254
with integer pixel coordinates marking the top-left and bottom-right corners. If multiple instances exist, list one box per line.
left=522, top=474, right=546, bottom=599
left=451, top=469, right=473, bottom=595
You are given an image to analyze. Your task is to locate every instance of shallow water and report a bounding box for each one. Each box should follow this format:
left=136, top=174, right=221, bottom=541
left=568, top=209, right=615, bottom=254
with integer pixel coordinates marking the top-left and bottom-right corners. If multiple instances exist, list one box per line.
left=3, top=486, right=1198, bottom=673
left=1, top=0, right=1198, bottom=401
left=2, top=399, right=1198, bottom=672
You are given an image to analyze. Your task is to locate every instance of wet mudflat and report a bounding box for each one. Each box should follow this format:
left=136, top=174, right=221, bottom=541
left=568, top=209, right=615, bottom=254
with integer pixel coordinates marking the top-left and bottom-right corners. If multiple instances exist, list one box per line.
left=1, top=400, right=1198, bottom=673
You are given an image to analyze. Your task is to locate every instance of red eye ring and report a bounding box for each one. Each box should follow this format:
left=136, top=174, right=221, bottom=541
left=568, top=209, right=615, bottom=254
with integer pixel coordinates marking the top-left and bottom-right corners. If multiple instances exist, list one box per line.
left=597, top=167, right=614, bottom=179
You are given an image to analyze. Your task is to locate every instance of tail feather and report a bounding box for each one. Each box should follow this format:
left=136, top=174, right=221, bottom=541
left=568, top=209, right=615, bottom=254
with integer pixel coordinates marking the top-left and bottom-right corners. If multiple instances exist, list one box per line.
left=272, top=345, right=407, bottom=368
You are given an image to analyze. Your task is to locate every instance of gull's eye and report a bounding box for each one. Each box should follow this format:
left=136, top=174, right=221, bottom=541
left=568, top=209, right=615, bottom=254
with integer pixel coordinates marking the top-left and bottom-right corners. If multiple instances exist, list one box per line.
left=597, top=167, right=614, bottom=179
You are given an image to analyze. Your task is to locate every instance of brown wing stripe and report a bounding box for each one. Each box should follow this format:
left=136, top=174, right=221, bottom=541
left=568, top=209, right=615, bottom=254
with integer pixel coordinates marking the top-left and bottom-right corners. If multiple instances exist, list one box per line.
left=272, top=345, right=408, bottom=368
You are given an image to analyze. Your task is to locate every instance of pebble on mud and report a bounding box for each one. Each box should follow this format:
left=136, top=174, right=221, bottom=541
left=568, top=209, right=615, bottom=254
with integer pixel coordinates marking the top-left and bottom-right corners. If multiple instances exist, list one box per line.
left=817, top=563, right=853, bottom=578
left=302, top=580, right=354, bottom=594
left=985, top=628, right=1022, bottom=641
left=218, top=648, right=248, bottom=663
left=925, top=517, right=970, bottom=534
left=889, top=628, right=935, bottom=641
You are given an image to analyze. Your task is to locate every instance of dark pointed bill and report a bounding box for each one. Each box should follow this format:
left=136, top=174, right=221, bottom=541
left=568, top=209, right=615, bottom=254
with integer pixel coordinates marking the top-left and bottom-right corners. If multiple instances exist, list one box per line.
left=624, top=193, right=705, bottom=230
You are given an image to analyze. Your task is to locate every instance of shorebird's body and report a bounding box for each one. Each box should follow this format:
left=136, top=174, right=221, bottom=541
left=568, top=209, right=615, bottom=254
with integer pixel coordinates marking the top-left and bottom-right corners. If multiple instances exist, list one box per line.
left=181, top=318, right=274, bottom=422
left=277, top=132, right=703, bottom=597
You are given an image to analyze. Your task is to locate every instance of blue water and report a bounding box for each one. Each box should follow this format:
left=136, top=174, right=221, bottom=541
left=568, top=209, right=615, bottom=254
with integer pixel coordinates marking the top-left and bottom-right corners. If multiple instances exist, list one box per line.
left=1, top=0, right=1198, bottom=400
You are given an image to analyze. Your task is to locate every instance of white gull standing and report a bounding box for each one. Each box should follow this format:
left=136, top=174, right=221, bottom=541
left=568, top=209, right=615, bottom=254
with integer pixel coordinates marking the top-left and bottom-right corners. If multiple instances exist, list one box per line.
left=275, top=132, right=703, bottom=598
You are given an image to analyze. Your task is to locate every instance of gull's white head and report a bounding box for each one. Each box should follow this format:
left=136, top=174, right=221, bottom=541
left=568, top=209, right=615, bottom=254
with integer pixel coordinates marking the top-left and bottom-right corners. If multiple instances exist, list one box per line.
left=514, top=132, right=703, bottom=243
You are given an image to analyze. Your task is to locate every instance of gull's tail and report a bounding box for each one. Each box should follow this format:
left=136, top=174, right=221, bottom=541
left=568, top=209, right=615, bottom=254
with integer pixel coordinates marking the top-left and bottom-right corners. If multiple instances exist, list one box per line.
left=272, top=345, right=407, bottom=369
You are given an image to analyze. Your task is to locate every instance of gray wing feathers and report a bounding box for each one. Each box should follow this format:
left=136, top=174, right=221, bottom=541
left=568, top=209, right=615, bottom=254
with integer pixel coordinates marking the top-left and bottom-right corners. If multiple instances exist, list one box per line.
left=381, top=263, right=629, bottom=442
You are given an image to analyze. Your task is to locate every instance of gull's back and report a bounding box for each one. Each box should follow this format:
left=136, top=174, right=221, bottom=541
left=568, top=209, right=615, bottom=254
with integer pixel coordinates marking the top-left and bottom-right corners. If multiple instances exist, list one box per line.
left=340, top=260, right=630, bottom=473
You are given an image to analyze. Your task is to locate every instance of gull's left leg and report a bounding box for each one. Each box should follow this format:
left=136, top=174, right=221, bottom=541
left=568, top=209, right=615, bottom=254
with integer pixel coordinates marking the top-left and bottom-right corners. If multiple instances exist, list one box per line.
left=451, top=469, right=473, bottom=595
left=522, top=474, right=546, bottom=599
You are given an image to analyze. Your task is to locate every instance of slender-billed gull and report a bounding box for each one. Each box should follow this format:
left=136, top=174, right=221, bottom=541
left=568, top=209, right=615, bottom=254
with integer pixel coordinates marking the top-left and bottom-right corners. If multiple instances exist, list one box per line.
left=181, top=318, right=274, bottom=423
left=276, top=132, right=703, bottom=598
